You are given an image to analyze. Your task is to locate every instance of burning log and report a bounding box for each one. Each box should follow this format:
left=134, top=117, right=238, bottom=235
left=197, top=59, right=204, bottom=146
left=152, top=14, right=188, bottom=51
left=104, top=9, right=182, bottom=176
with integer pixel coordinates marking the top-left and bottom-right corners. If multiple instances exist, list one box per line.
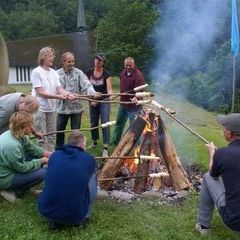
left=99, top=116, right=147, bottom=190
left=157, top=115, right=191, bottom=191
left=133, top=112, right=156, bottom=193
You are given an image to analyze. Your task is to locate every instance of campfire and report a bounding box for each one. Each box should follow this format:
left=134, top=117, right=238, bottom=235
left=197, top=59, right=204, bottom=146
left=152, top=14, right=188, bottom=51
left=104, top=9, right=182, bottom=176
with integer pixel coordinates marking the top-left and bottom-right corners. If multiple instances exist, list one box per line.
left=98, top=110, right=191, bottom=199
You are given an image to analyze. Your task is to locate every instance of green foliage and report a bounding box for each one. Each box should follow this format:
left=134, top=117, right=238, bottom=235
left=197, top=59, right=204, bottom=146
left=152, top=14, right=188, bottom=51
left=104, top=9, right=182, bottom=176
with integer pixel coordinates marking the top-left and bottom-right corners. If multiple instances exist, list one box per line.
left=0, top=7, right=8, bottom=37
left=3, top=2, right=58, bottom=40
left=83, top=0, right=112, bottom=30
left=37, top=0, right=78, bottom=33
left=166, top=40, right=233, bottom=112
left=96, top=0, right=158, bottom=74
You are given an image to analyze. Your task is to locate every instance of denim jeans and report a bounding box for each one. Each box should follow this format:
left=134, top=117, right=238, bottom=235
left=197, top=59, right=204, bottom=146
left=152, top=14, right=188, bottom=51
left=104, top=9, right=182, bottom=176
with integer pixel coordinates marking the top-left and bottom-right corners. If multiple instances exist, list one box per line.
left=9, top=168, right=46, bottom=193
left=56, top=113, right=82, bottom=147
left=89, top=103, right=110, bottom=145
left=197, top=173, right=226, bottom=228
left=111, top=105, right=139, bottom=145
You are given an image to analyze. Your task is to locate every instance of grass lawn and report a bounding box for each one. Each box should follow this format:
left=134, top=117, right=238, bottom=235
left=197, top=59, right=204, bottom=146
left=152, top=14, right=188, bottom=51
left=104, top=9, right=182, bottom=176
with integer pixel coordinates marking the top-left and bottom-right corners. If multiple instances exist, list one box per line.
left=0, top=81, right=239, bottom=240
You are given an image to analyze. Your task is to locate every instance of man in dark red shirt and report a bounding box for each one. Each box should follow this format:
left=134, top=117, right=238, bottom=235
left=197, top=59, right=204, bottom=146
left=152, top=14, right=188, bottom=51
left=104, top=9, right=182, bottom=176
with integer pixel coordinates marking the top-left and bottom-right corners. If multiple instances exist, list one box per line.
left=111, top=57, right=144, bottom=145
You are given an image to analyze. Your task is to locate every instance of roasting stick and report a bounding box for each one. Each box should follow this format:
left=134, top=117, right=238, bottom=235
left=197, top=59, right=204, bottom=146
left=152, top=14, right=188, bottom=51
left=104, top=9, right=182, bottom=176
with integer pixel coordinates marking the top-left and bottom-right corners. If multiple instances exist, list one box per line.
left=95, top=155, right=160, bottom=160
left=103, top=83, right=149, bottom=102
left=72, top=96, right=153, bottom=105
left=98, top=172, right=169, bottom=181
left=150, top=100, right=210, bottom=144
left=42, top=121, right=116, bottom=137
left=75, top=91, right=154, bottom=98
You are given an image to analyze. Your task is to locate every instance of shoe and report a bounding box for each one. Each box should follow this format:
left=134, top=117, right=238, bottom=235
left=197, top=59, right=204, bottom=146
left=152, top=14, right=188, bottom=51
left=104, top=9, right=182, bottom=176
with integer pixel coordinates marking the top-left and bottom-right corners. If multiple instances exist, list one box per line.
left=195, top=223, right=211, bottom=235
left=30, top=188, right=43, bottom=196
left=0, top=190, right=17, bottom=203
left=87, top=142, right=97, bottom=149
left=48, top=222, right=63, bottom=230
left=102, top=149, right=108, bottom=158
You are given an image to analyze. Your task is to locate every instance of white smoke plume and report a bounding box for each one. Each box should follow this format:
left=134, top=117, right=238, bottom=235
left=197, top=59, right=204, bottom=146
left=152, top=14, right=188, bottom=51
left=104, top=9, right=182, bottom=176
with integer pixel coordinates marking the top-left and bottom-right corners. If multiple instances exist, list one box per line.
left=150, top=0, right=230, bottom=86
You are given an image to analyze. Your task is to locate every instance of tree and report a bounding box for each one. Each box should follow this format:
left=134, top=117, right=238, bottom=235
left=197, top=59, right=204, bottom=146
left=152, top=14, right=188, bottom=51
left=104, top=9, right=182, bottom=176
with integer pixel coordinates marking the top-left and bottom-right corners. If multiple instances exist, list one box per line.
left=5, top=2, right=58, bottom=40
left=96, top=0, right=158, bottom=75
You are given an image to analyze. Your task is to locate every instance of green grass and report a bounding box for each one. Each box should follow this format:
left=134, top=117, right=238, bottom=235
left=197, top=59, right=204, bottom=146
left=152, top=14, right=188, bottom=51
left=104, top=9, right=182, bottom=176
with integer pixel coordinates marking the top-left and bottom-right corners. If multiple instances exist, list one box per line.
left=0, top=82, right=239, bottom=239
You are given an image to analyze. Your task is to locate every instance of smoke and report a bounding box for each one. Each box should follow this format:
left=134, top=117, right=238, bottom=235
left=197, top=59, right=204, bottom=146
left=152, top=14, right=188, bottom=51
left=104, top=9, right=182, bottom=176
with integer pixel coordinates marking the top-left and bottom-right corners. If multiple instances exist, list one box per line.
left=150, top=0, right=230, bottom=87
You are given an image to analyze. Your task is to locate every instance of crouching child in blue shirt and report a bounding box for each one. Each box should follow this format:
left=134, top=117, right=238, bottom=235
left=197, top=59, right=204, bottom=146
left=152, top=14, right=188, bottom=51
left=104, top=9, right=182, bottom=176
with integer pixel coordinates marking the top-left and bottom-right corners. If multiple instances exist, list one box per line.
left=38, top=131, right=97, bottom=230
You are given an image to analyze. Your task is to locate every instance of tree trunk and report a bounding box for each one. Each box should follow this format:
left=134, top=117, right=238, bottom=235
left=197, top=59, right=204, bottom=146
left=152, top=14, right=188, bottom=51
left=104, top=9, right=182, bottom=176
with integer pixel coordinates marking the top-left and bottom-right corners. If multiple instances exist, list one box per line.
left=157, top=115, right=191, bottom=191
left=99, top=116, right=147, bottom=190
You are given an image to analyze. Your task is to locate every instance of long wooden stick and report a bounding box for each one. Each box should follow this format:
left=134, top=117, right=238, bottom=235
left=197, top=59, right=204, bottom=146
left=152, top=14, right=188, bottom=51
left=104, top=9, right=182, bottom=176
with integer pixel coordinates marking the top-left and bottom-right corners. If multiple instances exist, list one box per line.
left=95, top=156, right=139, bottom=160
left=103, top=84, right=149, bottom=102
left=98, top=175, right=149, bottom=181
left=42, top=121, right=116, bottom=137
left=76, top=92, right=153, bottom=98
left=98, top=172, right=169, bottom=181
left=150, top=100, right=210, bottom=144
left=73, top=96, right=153, bottom=104
left=95, top=155, right=160, bottom=160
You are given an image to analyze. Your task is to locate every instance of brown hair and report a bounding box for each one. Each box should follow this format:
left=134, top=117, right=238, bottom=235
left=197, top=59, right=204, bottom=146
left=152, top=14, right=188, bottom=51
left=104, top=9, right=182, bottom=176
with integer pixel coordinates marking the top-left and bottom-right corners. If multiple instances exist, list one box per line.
left=37, top=47, right=55, bottom=66
left=67, top=131, right=86, bottom=147
left=9, top=111, right=33, bottom=139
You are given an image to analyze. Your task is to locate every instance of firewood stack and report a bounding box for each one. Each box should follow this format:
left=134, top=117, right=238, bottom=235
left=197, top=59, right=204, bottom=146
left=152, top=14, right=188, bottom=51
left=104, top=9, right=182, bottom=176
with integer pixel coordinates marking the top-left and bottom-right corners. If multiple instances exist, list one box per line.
left=99, top=111, right=191, bottom=192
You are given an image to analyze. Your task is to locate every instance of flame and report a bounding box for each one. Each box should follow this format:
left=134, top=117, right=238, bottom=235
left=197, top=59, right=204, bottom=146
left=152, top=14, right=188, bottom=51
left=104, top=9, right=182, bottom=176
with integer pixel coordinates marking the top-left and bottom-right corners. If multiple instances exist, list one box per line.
left=142, top=121, right=152, bottom=135
left=122, top=146, right=140, bottom=175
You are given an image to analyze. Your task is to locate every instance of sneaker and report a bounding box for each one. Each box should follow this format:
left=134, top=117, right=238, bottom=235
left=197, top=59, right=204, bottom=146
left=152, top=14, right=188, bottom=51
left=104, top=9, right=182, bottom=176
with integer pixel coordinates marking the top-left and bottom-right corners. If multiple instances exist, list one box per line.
left=30, top=188, right=43, bottom=196
left=0, top=190, right=17, bottom=203
left=195, top=223, right=211, bottom=235
left=87, top=142, right=97, bottom=149
left=102, top=149, right=108, bottom=158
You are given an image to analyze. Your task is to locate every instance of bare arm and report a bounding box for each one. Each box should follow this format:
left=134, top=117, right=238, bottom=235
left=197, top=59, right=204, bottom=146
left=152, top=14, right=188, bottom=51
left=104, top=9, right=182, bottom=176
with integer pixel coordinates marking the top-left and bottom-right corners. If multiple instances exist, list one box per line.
left=205, top=142, right=217, bottom=171
left=35, top=87, right=67, bottom=100
left=106, top=77, right=113, bottom=95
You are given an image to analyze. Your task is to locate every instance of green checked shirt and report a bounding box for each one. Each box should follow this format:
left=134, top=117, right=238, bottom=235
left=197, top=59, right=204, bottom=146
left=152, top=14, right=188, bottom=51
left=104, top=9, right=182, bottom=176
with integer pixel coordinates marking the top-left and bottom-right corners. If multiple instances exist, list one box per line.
left=0, top=130, right=44, bottom=189
left=57, top=67, right=96, bottom=114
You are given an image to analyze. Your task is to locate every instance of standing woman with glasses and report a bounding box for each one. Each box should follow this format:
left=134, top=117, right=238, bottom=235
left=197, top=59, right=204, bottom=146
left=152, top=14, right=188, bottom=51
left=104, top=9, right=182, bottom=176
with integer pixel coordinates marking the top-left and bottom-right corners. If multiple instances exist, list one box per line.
left=85, top=53, right=113, bottom=157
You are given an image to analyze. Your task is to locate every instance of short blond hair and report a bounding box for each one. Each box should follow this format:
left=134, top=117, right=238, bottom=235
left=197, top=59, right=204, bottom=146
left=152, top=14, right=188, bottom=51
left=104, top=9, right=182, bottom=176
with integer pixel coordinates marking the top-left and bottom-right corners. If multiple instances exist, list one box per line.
left=9, top=111, right=33, bottom=139
left=24, top=95, right=39, bottom=113
left=37, top=47, right=55, bottom=66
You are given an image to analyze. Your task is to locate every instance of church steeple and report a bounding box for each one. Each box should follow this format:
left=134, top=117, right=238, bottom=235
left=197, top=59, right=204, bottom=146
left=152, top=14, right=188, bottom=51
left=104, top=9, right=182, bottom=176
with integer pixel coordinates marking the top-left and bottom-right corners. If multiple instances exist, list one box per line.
left=77, top=0, right=86, bottom=31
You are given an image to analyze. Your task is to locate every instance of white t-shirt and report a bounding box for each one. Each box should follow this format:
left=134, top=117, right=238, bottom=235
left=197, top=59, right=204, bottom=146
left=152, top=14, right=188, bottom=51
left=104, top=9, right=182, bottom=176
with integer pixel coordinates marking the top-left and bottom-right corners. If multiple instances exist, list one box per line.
left=31, top=66, right=61, bottom=112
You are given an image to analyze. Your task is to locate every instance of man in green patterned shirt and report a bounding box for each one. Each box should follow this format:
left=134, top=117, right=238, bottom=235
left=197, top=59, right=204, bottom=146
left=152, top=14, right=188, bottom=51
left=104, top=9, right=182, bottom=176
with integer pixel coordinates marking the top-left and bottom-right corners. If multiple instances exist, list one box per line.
left=56, top=52, right=100, bottom=147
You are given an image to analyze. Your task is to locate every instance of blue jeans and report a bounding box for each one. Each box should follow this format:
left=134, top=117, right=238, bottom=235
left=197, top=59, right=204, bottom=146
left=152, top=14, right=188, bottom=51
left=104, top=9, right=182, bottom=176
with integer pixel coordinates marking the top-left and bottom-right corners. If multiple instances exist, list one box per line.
left=9, top=168, right=46, bottom=193
left=86, top=173, right=97, bottom=218
left=89, top=103, right=110, bottom=145
left=197, top=173, right=226, bottom=228
left=111, top=105, right=139, bottom=145
left=56, top=113, right=82, bottom=147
